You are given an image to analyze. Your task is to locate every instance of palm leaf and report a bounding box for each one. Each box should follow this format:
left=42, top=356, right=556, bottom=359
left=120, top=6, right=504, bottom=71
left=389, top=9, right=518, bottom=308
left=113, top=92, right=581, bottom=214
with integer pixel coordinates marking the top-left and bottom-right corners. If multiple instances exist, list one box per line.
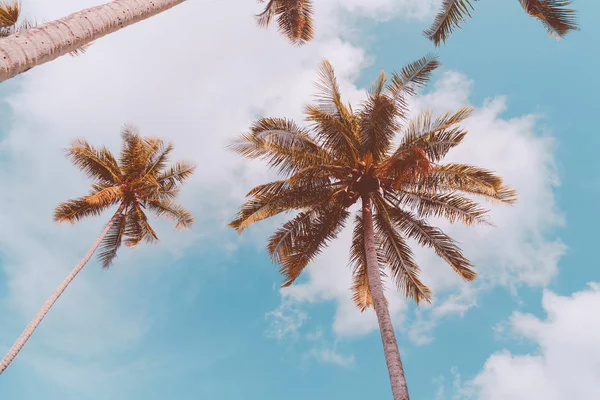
left=388, top=207, right=476, bottom=281
left=350, top=213, right=388, bottom=311
left=144, top=198, right=194, bottom=229
left=519, top=0, right=578, bottom=38
left=373, top=196, right=432, bottom=303
left=424, top=0, right=476, bottom=46
left=396, top=107, right=473, bottom=162
left=0, top=1, right=19, bottom=27
left=257, top=0, right=314, bottom=45
left=229, top=117, right=331, bottom=176
left=97, top=211, right=127, bottom=268
left=66, top=139, right=123, bottom=184
left=53, top=198, right=110, bottom=224
left=388, top=190, right=490, bottom=226
left=417, top=163, right=518, bottom=204
left=268, top=201, right=349, bottom=287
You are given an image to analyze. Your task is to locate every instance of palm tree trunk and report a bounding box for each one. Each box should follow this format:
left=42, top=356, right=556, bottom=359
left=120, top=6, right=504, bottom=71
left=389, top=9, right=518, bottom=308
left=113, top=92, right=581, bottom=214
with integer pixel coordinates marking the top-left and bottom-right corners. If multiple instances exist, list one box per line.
left=361, top=194, right=410, bottom=400
left=0, top=204, right=125, bottom=375
left=0, top=0, right=186, bottom=82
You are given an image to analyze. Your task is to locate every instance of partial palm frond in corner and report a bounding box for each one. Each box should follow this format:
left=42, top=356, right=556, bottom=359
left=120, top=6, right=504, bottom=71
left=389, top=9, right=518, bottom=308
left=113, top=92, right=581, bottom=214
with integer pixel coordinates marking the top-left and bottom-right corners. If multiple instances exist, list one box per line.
left=256, top=0, right=314, bottom=45
left=519, top=0, right=578, bottom=38
left=424, top=0, right=476, bottom=46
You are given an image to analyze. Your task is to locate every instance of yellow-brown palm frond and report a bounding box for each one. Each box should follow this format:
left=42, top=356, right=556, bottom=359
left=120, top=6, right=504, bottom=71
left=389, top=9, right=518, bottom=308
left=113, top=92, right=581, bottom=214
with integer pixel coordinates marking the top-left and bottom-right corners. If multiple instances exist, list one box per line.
left=257, top=0, right=314, bottom=45
left=350, top=214, right=387, bottom=311
left=519, top=0, right=578, bottom=38
left=229, top=117, right=333, bottom=177
left=97, top=212, right=127, bottom=268
left=424, top=0, right=475, bottom=46
left=426, top=0, right=578, bottom=46
left=230, top=178, right=342, bottom=232
left=357, top=55, right=440, bottom=163
left=66, top=139, right=123, bottom=184
left=372, top=195, right=432, bottom=303
left=387, top=207, right=477, bottom=281
left=416, top=164, right=518, bottom=204
left=0, top=1, right=19, bottom=28
left=396, top=108, right=473, bottom=162
left=388, top=190, right=491, bottom=226
left=267, top=199, right=349, bottom=287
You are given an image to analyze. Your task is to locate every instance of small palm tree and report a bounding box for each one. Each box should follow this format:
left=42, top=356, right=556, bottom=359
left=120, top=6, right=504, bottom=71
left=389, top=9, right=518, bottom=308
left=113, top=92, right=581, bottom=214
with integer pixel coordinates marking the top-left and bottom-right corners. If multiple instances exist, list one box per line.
left=256, top=0, right=314, bottom=45
left=228, top=55, right=516, bottom=400
left=425, top=0, right=578, bottom=46
left=0, top=127, right=195, bottom=375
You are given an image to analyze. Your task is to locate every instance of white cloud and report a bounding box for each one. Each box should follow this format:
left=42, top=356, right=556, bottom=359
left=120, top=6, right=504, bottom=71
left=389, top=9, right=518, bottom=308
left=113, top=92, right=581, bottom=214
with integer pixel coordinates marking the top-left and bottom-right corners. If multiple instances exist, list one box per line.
left=459, top=283, right=600, bottom=400
left=271, top=71, right=565, bottom=341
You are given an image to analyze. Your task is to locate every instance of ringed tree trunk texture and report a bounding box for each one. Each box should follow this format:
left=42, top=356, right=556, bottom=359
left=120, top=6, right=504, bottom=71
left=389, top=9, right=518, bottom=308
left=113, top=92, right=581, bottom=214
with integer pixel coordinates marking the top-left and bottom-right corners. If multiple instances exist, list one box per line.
left=0, top=0, right=186, bottom=82
left=361, top=195, right=410, bottom=400
left=0, top=204, right=126, bottom=375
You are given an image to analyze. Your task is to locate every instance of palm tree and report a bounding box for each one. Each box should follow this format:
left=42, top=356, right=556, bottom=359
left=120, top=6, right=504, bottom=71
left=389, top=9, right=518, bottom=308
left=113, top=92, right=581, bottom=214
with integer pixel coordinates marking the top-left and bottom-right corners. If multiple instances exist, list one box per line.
left=0, top=0, right=186, bottom=82
left=0, top=1, right=91, bottom=56
left=425, top=0, right=578, bottom=46
left=228, top=55, right=516, bottom=399
left=256, top=0, right=314, bottom=45
left=0, top=127, right=195, bottom=375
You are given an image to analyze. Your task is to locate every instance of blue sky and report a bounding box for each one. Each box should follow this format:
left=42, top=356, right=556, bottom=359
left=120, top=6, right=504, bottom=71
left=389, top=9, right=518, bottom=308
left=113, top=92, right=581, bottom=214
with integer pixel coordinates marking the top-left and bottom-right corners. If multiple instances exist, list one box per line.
left=1, top=0, right=599, bottom=399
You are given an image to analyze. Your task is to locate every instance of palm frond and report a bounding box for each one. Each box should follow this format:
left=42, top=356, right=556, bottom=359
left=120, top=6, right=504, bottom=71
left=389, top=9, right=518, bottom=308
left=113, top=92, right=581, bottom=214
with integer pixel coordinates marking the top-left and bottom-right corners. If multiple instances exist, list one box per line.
left=257, top=0, right=314, bottom=45
left=85, top=185, right=123, bottom=207
left=307, top=60, right=361, bottom=163
left=350, top=214, right=387, bottom=311
left=268, top=201, right=349, bottom=287
left=378, top=146, right=433, bottom=189
left=53, top=198, right=111, bottom=224
left=424, top=0, right=476, bottom=46
left=230, top=179, right=340, bottom=232
left=0, top=1, right=20, bottom=27
left=97, top=211, right=127, bottom=268
left=387, top=54, right=440, bottom=109
left=124, top=204, right=158, bottom=247
left=358, top=71, right=398, bottom=162
left=397, top=107, right=473, bottom=162
left=417, top=163, right=518, bottom=204
left=389, top=190, right=490, bottom=226
left=144, top=198, right=194, bottom=229
left=373, top=196, right=432, bottom=303
left=66, top=139, right=122, bottom=184
left=228, top=117, right=331, bottom=176
left=388, top=207, right=476, bottom=281
left=520, top=0, right=578, bottom=38
left=119, top=125, right=151, bottom=179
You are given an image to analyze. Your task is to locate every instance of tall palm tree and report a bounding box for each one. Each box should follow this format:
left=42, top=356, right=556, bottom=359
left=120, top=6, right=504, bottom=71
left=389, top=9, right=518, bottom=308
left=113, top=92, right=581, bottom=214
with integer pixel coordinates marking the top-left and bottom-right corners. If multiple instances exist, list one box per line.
left=256, top=0, right=314, bottom=45
left=0, top=1, right=90, bottom=56
left=0, top=127, right=195, bottom=375
left=0, top=0, right=186, bottom=82
left=425, top=0, right=578, bottom=46
left=228, top=55, right=516, bottom=399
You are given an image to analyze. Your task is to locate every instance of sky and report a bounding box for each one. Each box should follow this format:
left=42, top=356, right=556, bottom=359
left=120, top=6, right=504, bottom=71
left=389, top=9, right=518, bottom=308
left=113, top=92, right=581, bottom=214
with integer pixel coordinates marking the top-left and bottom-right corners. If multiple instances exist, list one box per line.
left=0, top=0, right=599, bottom=399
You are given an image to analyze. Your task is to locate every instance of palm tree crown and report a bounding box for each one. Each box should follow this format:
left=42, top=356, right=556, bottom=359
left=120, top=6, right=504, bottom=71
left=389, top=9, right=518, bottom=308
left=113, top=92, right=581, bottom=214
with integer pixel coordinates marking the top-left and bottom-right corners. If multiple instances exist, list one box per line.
left=229, top=55, right=516, bottom=309
left=425, top=0, right=578, bottom=46
left=257, top=0, right=314, bottom=45
left=54, top=127, right=195, bottom=268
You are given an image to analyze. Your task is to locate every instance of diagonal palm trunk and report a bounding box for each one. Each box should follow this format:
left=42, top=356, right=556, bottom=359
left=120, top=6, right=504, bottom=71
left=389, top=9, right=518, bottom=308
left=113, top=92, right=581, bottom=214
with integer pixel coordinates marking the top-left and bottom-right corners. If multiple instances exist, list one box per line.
left=0, top=204, right=125, bottom=375
left=361, top=195, right=410, bottom=400
left=0, top=0, right=186, bottom=82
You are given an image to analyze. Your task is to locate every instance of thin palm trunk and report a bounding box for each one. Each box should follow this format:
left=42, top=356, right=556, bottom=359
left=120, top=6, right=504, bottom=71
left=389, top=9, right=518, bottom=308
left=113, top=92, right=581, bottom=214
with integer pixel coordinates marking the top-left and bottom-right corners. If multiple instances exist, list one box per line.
left=0, top=204, right=125, bottom=375
left=0, top=0, right=186, bottom=82
left=361, top=195, right=410, bottom=400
